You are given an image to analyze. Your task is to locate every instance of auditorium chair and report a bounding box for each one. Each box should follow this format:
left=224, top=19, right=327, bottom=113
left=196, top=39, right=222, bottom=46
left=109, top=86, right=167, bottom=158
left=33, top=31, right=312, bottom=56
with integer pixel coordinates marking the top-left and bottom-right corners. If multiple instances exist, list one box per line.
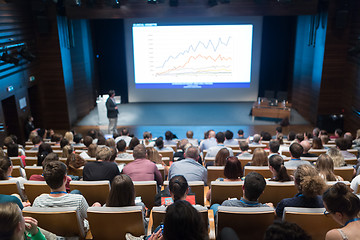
left=164, top=180, right=205, bottom=205
left=210, top=181, right=243, bottom=205
left=133, top=181, right=157, bottom=210
left=25, top=145, right=34, bottom=150
left=308, top=149, right=327, bottom=156
left=224, top=145, right=240, bottom=150
left=87, top=206, right=145, bottom=240
left=156, top=164, right=165, bottom=181
left=115, top=158, right=134, bottom=165
left=283, top=207, right=340, bottom=240
left=24, top=181, right=51, bottom=203
left=333, top=167, right=354, bottom=181
left=25, top=157, right=37, bottom=166
left=204, top=157, right=215, bottom=166
left=158, top=150, right=174, bottom=160
left=248, top=144, right=267, bottom=153
left=148, top=205, right=215, bottom=240
left=300, top=157, right=318, bottom=163
left=24, top=166, right=43, bottom=180
left=244, top=166, right=273, bottom=178
left=281, top=150, right=291, bottom=157
left=67, top=166, right=84, bottom=178
left=161, top=157, right=170, bottom=166
left=54, top=150, right=62, bottom=157
left=258, top=181, right=297, bottom=206
left=70, top=180, right=110, bottom=205
left=326, top=181, right=350, bottom=189
left=216, top=206, right=275, bottom=240
left=23, top=207, right=85, bottom=239
left=9, top=157, right=24, bottom=168
left=11, top=166, right=24, bottom=178
left=25, top=150, right=37, bottom=157
left=207, top=166, right=225, bottom=186
left=238, top=157, right=252, bottom=167
left=344, top=157, right=358, bottom=165
left=0, top=180, right=22, bottom=197
left=348, top=149, right=358, bottom=156
left=165, top=145, right=177, bottom=152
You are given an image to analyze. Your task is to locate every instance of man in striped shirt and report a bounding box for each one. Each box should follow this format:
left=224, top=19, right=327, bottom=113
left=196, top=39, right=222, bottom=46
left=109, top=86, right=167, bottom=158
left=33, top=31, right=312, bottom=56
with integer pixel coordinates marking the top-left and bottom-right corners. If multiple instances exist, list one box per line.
left=32, top=161, right=89, bottom=229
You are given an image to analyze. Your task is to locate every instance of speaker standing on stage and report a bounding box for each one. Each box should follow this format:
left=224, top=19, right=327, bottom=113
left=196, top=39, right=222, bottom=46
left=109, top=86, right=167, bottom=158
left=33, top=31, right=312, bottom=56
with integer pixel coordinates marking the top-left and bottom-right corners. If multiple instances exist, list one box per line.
left=106, top=90, right=118, bottom=134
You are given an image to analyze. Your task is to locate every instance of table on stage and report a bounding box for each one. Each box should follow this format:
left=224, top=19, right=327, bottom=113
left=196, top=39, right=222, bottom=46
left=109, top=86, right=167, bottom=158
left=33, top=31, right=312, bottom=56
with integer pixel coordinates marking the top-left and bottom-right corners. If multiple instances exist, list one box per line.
left=251, top=98, right=291, bottom=121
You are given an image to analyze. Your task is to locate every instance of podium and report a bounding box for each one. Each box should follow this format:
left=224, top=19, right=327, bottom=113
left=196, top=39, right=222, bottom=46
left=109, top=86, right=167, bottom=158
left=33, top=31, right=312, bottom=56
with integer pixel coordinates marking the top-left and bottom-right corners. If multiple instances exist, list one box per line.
left=252, top=98, right=291, bottom=120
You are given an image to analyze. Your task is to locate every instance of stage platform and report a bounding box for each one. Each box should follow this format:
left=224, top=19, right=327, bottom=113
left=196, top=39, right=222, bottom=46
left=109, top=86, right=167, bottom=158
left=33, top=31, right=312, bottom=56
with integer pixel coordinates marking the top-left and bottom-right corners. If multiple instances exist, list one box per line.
left=75, top=101, right=311, bottom=139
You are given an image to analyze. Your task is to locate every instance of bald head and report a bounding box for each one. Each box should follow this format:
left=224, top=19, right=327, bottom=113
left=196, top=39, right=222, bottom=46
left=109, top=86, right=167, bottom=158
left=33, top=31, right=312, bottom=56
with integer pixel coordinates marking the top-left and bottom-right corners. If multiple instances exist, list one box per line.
left=133, top=144, right=146, bottom=159
left=179, top=139, right=189, bottom=151
left=300, top=140, right=311, bottom=153
left=208, top=130, right=216, bottom=138
left=184, top=146, right=199, bottom=160
left=253, top=134, right=261, bottom=143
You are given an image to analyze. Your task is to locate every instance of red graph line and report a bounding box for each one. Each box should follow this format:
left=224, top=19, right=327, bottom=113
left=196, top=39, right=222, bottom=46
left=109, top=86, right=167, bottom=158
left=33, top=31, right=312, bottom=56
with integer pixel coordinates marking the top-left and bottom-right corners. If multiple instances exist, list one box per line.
left=156, top=54, right=232, bottom=75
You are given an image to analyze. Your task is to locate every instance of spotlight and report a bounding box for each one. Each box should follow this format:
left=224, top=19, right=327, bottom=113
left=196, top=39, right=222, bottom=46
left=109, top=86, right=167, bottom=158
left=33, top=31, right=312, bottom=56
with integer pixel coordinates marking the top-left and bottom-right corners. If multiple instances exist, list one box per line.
left=1, top=51, right=20, bottom=65
left=169, top=0, right=178, bottom=6
left=148, top=0, right=156, bottom=4
left=19, top=47, right=36, bottom=62
left=113, top=0, right=120, bottom=8
left=69, top=0, right=81, bottom=7
left=208, top=0, right=217, bottom=7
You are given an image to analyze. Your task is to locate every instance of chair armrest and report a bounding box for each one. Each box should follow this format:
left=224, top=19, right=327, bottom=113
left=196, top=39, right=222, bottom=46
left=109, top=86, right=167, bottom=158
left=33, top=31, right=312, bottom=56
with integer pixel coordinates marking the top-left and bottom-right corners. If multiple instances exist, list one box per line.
left=208, top=210, right=216, bottom=240
left=147, top=210, right=154, bottom=236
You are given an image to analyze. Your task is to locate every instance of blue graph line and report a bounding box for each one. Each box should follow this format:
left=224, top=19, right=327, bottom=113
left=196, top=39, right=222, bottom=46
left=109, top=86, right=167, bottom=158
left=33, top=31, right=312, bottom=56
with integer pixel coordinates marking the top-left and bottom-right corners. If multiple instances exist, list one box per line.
left=158, top=37, right=231, bottom=68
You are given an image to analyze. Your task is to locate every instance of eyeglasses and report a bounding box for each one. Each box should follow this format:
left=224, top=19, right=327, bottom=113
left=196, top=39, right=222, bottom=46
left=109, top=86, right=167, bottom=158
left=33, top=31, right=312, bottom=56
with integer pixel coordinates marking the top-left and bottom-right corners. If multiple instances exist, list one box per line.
left=324, top=210, right=332, bottom=216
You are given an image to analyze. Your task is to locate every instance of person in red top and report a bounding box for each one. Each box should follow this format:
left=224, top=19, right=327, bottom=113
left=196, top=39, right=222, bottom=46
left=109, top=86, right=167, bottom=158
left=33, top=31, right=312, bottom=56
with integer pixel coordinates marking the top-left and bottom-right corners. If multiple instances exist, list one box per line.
left=29, top=153, right=71, bottom=192
left=122, top=144, right=163, bottom=186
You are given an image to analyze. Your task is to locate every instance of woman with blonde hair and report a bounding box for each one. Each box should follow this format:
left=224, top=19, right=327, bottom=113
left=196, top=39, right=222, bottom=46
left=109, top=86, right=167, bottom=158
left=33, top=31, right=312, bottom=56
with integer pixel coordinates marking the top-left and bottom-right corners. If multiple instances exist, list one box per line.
left=327, top=147, right=346, bottom=167
left=276, top=164, right=326, bottom=217
left=64, top=131, right=74, bottom=143
left=62, top=144, right=73, bottom=158
left=105, top=138, right=116, bottom=148
left=251, top=148, right=268, bottom=166
left=146, top=147, right=163, bottom=164
left=316, top=154, right=343, bottom=181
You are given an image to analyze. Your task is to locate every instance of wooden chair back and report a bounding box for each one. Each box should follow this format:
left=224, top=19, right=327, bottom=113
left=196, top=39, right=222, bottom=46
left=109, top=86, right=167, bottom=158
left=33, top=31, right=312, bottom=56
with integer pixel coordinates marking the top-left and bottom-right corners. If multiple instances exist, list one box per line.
left=158, top=150, right=174, bottom=160
left=70, top=180, right=110, bottom=205
left=244, top=166, right=273, bottom=178
left=210, top=181, right=243, bottom=205
left=67, top=166, right=84, bottom=177
left=25, top=157, right=37, bottom=166
left=24, top=166, right=43, bottom=180
left=23, top=207, right=85, bottom=238
left=12, top=166, right=23, bottom=178
left=87, top=206, right=145, bottom=240
left=24, top=181, right=51, bottom=203
left=283, top=207, right=340, bottom=240
left=308, top=149, right=327, bottom=156
left=259, top=181, right=297, bottom=206
left=25, top=150, right=37, bottom=158
left=9, top=157, right=24, bottom=168
left=0, top=180, right=22, bottom=196
left=207, top=166, right=225, bottom=186
left=217, top=206, right=275, bottom=240
left=334, top=167, right=354, bottom=181
left=133, top=181, right=157, bottom=210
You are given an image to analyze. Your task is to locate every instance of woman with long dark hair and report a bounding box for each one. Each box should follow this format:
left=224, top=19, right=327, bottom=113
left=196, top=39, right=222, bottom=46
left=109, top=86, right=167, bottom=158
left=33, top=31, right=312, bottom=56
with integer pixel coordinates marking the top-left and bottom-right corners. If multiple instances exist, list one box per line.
left=268, top=155, right=292, bottom=182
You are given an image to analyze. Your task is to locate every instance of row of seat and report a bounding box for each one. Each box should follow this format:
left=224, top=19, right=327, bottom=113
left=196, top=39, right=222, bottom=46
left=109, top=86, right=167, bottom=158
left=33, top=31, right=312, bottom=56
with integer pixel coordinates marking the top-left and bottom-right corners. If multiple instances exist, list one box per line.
left=21, top=205, right=340, bottom=240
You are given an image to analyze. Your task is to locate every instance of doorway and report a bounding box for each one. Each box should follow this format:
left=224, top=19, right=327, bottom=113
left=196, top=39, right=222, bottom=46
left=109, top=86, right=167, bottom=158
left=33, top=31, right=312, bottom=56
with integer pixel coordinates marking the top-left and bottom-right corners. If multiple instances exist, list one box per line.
left=1, top=95, right=22, bottom=141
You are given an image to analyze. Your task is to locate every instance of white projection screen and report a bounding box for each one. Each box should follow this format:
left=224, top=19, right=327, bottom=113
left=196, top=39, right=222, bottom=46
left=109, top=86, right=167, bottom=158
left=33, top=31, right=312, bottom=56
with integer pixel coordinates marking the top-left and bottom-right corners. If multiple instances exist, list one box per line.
left=125, top=17, right=263, bottom=102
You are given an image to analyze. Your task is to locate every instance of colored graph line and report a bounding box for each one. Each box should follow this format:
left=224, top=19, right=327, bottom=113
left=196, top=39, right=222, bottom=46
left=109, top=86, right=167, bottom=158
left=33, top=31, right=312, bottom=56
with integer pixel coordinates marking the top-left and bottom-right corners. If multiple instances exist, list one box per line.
left=156, top=54, right=232, bottom=76
left=157, top=37, right=232, bottom=68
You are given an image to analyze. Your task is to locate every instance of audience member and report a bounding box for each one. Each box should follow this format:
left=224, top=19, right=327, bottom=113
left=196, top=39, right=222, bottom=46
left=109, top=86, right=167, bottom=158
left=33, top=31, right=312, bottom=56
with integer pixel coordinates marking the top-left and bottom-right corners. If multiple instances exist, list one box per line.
left=205, top=132, right=233, bottom=158
left=288, top=131, right=296, bottom=141
left=268, top=155, right=292, bottom=182
left=33, top=161, right=90, bottom=229
left=7, top=143, right=26, bottom=167
left=115, top=128, right=132, bottom=146
left=312, top=137, right=324, bottom=149
left=186, top=130, right=198, bottom=146
left=336, top=137, right=356, bottom=158
left=146, top=147, right=163, bottom=165
left=51, top=133, right=62, bottom=145
left=250, top=134, right=262, bottom=145
left=30, top=135, right=42, bottom=151
left=200, top=130, right=217, bottom=151
left=116, top=140, right=133, bottom=159
left=80, top=143, right=97, bottom=159
left=284, top=143, right=311, bottom=168
left=60, top=138, right=69, bottom=149
left=83, top=146, right=120, bottom=183
left=66, top=153, right=86, bottom=179
left=237, top=129, right=245, bottom=139
left=321, top=134, right=330, bottom=146
left=142, top=131, right=155, bottom=147
left=327, top=147, right=346, bottom=167
left=275, top=164, right=325, bottom=217
left=313, top=127, right=320, bottom=138
left=316, top=154, right=343, bottom=181
left=322, top=182, right=360, bottom=240
left=83, top=136, right=93, bottom=148
left=168, top=146, right=207, bottom=185
left=30, top=152, right=72, bottom=192
left=268, top=140, right=282, bottom=158
left=61, top=144, right=73, bottom=159
left=64, top=131, right=74, bottom=144
left=96, top=135, right=106, bottom=145
left=237, top=141, right=252, bottom=158
left=206, top=148, right=229, bottom=168
left=128, top=137, right=140, bottom=150
left=122, top=144, right=163, bottom=186
left=331, top=128, right=343, bottom=140
left=300, top=140, right=317, bottom=157
left=224, top=130, right=238, bottom=145
left=164, top=130, right=177, bottom=146
left=264, top=220, right=311, bottom=240
left=261, top=132, right=272, bottom=141
left=148, top=200, right=207, bottom=240
left=173, top=139, right=191, bottom=161
left=73, top=133, right=85, bottom=147
left=154, top=137, right=174, bottom=153
left=37, top=143, right=53, bottom=166
left=251, top=148, right=268, bottom=166
left=105, top=138, right=116, bottom=148
left=0, top=202, right=47, bottom=240
left=295, top=133, right=304, bottom=143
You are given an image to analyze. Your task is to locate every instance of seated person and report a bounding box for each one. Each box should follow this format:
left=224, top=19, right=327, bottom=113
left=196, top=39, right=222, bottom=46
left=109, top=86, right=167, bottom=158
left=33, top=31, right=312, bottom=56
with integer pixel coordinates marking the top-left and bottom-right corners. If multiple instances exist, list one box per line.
left=264, top=220, right=311, bottom=240
left=32, top=161, right=91, bottom=230
left=66, top=153, right=87, bottom=180
left=83, top=146, right=120, bottom=183
left=205, top=148, right=229, bottom=168
left=154, top=137, right=175, bottom=153
left=0, top=194, right=26, bottom=209
left=211, top=172, right=273, bottom=215
left=0, top=202, right=47, bottom=240
left=316, top=154, right=343, bottom=181
left=284, top=143, right=311, bottom=168
left=224, top=130, right=238, bottom=146
left=300, top=140, right=318, bottom=157
left=116, top=140, right=133, bottom=159
left=80, top=143, right=97, bottom=159
left=7, top=143, right=26, bottom=167
left=268, top=155, right=293, bottom=182
left=30, top=153, right=72, bottom=192
left=275, top=164, right=326, bottom=217
left=205, top=132, right=233, bottom=158
left=0, top=156, right=27, bottom=193
left=322, top=182, right=360, bottom=240
left=237, top=141, right=252, bottom=158
left=336, top=137, right=357, bottom=159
